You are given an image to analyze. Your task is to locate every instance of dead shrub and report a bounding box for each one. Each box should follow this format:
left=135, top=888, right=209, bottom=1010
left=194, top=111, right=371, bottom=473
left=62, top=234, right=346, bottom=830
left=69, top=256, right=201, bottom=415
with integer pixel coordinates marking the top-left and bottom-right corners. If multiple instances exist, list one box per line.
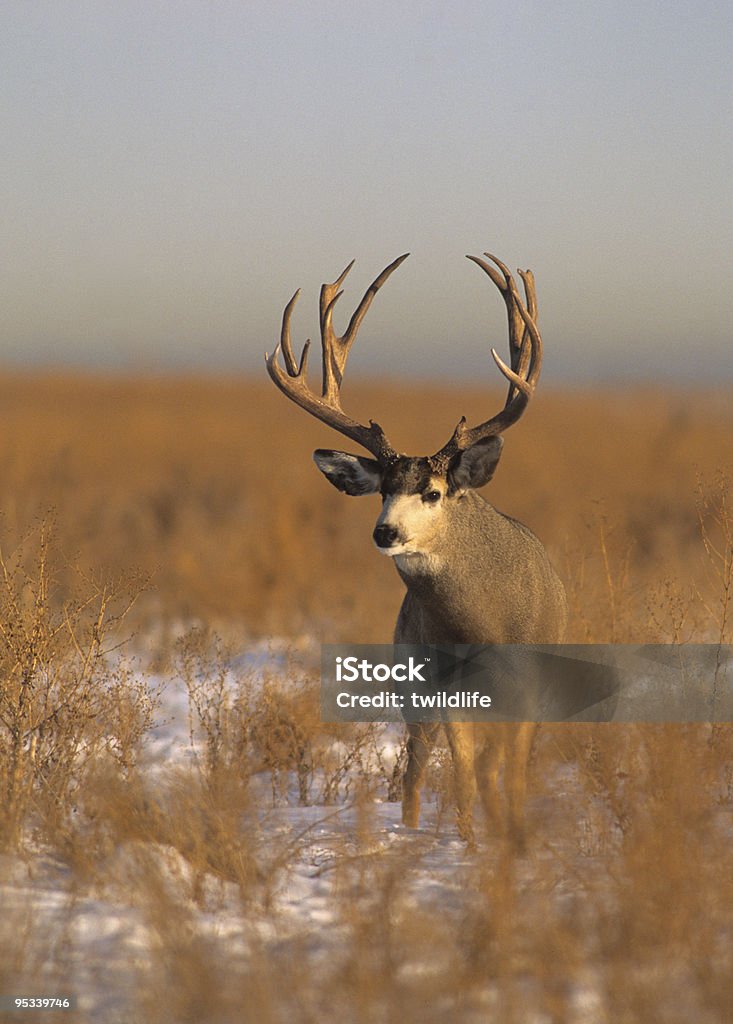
left=0, top=521, right=154, bottom=849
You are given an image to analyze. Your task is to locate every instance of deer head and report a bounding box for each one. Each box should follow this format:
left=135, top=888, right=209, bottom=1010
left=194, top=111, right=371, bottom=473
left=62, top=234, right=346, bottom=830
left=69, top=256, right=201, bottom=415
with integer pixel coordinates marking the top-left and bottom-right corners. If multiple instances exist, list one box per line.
left=265, top=252, right=542, bottom=561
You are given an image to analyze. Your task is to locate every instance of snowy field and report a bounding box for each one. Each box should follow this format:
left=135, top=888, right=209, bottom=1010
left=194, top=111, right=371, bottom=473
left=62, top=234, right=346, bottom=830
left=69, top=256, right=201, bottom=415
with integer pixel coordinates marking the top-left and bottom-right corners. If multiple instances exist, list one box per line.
left=1, top=638, right=730, bottom=1024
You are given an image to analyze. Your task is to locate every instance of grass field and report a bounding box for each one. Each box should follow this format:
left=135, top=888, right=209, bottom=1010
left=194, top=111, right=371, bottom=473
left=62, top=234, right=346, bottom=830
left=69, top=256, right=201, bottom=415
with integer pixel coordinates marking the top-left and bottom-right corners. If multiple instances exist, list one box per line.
left=0, top=372, right=731, bottom=1022
left=1, top=372, right=731, bottom=642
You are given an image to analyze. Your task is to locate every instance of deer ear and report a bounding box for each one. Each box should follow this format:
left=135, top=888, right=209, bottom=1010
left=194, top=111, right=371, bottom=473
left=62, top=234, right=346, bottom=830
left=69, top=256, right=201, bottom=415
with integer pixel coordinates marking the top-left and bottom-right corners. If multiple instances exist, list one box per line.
left=313, top=449, right=382, bottom=496
left=448, top=436, right=504, bottom=492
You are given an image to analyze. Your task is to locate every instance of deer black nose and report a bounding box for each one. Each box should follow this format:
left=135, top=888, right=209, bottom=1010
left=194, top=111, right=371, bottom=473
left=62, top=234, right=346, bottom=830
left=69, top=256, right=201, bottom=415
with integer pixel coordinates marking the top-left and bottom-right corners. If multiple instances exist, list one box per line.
left=373, top=524, right=400, bottom=548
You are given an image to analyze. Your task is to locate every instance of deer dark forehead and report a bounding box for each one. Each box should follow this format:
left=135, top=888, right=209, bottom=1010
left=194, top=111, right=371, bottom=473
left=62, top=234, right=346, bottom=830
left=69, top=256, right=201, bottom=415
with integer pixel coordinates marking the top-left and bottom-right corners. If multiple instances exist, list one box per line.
left=380, top=457, right=438, bottom=496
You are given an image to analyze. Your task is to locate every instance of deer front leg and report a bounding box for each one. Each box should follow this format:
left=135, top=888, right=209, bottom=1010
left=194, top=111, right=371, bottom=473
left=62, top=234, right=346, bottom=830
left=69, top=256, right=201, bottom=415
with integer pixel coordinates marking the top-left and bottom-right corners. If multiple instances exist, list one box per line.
left=474, top=723, right=538, bottom=847
left=474, top=725, right=504, bottom=834
left=402, top=722, right=440, bottom=828
left=505, top=722, right=538, bottom=848
left=444, top=722, right=477, bottom=844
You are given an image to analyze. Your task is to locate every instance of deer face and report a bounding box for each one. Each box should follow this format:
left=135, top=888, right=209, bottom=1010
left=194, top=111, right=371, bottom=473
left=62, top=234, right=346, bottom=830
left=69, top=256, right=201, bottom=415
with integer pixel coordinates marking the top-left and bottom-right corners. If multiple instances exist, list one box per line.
left=313, top=438, right=504, bottom=558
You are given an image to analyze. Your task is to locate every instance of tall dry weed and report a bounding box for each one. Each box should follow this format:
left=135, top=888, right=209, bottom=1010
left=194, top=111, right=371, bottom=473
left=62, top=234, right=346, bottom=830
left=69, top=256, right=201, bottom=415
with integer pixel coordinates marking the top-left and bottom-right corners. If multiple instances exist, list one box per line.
left=0, top=521, right=154, bottom=848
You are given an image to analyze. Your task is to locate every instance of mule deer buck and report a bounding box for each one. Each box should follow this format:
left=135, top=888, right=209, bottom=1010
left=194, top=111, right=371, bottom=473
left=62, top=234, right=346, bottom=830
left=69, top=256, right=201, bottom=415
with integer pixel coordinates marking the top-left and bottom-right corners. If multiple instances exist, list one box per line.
left=266, top=252, right=567, bottom=844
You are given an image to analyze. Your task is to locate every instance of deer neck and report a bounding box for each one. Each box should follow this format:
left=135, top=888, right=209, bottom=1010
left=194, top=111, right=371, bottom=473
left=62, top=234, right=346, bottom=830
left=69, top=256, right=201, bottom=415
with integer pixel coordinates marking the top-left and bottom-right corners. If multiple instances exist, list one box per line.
left=393, top=491, right=504, bottom=634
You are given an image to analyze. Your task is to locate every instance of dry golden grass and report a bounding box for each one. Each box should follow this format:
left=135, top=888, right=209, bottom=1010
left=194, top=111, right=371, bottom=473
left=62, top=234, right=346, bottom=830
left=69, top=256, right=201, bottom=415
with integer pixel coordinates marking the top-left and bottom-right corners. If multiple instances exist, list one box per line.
left=0, top=371, right=731, bottom=1022
left=0, top=371, right=731, bottom=643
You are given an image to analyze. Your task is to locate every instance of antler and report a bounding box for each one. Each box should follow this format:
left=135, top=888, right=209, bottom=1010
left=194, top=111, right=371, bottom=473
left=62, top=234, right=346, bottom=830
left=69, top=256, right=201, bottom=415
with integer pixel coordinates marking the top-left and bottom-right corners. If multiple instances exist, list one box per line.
left=431, top=252, right=542, bottom=469
left=265, top=255, right=409, bottom=463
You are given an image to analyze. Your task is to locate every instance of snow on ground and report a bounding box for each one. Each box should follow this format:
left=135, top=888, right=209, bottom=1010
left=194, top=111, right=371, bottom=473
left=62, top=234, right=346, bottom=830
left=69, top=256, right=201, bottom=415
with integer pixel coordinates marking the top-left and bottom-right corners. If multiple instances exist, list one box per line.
left=3, top=639, right=476, bottom=1020
left=2, top=639, right=727, bottom=1022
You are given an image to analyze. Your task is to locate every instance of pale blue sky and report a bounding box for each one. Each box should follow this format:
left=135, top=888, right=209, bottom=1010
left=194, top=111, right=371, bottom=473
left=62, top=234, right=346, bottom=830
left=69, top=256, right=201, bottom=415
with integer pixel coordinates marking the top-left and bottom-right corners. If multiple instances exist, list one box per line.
left=2, top=1, right=731, bottom=381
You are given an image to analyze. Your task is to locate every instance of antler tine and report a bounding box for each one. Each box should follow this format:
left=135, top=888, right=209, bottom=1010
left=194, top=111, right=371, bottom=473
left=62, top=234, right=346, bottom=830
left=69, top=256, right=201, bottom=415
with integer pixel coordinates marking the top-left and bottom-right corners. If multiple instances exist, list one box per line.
left=280, top=289, right=304, bottom=376
left=319, top=259, right=355, bottom=367
left=431, top=252, right=543, bottom=467
left=320, top=253, right=410, bottom=405
left=518, top=267, right=537, bottom=319
left=467, top=252, right=534, bottom=404
left=510, top=268, right=538, bottom=401
left=265, top=256, right=410, bottom=462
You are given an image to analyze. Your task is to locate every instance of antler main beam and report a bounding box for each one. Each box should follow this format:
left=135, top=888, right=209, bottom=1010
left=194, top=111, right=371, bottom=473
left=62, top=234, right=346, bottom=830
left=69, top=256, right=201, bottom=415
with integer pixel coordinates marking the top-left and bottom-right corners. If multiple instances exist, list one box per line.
left=266, top=255, right=409, bottom=463
left=431, top=253, right=542, bottom=469
left=266, top=251, right=543, bottom=468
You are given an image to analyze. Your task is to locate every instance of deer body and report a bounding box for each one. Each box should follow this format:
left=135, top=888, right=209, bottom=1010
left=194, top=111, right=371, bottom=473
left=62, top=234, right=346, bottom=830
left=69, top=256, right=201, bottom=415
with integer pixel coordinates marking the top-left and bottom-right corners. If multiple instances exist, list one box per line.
left=266, top=250, right=567, bottom=844
left=393, top=490, right=566, bottom=645
left=391, top=489, right=567, bottom=843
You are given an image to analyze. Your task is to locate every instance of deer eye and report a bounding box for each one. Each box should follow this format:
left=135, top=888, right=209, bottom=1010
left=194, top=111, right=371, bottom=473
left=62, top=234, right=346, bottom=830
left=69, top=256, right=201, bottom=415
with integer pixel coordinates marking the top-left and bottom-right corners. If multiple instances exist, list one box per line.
left=422, top=490, right=442, bottom=505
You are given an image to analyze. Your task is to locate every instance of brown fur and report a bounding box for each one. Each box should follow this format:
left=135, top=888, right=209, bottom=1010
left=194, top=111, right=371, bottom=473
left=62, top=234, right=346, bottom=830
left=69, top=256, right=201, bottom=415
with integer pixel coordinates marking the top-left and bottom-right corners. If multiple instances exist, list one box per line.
left=393, top=490, right=567, bottom=845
